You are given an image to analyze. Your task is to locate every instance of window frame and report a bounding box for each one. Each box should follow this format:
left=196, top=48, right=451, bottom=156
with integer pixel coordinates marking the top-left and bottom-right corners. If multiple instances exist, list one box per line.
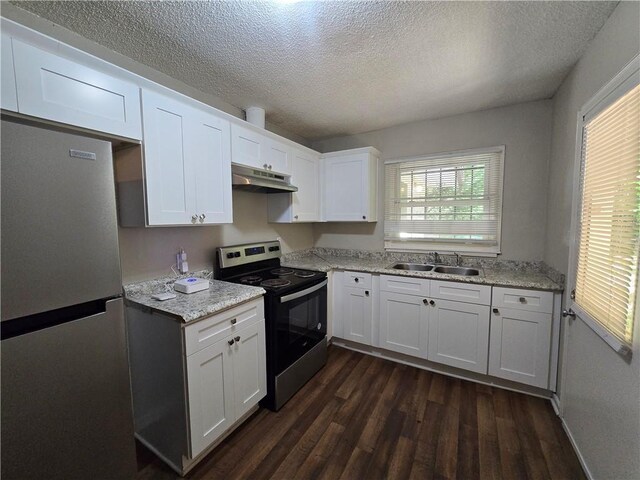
left=567, top=54, right=640, bottom=356
left=384, top=145, right=505, bottom=255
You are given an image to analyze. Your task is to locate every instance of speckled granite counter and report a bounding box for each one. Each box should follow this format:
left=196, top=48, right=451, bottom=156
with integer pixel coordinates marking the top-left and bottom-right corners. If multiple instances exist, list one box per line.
left=282, top=249, right=564, bottom=292
left=123, top=271, right=265, bottom=323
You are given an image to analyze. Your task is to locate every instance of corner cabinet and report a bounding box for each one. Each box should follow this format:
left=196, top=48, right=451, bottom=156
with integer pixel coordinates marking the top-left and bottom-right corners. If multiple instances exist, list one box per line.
left=321, top=147, right=379, bottom=222
left=127, top=298, right=266, bottom=475
left=140, top=89, right=232, bottom=226
left=10, top=38, right=142, bottom=140
left=268, top=147, right=321, bottom=223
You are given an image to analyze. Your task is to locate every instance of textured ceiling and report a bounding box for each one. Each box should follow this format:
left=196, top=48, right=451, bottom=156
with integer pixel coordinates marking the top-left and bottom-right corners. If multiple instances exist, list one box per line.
left=12, top=1, right=617, bottom=140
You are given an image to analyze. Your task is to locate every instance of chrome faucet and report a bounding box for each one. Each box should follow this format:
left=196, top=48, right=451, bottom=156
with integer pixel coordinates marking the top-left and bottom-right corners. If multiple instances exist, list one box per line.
left=433, top=252, right=441, bottom=264
left=454, top=252, right=462, bottom=266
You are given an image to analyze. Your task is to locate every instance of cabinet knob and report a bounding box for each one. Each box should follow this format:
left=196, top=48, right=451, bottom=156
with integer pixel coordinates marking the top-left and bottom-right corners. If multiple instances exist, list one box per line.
left=199, top=213, right=206, bottom=221
left=191, top=214, right=198, bottom=221
left=423, top=298, right=428, bottom=305
left=519, top=297, right=526, bottom=303
left=234, top=336, right=241, bottom=342
left=263, top=163, right=268, bottom=169
left=354, top=278, right=359, bottom=283
left=429, top=300, right=435, bottom=306
left=228, top=339, right=235, bottom=346
left=365, top=290, right=369, bottom=296
left=362, top=215, right=366, bottom=220
left=294, top=215, right=299, bottom=220
left=268, top=165, right=273, bottom=170
left=493, top=308, right=499, bottom=314
left=230, top=318, right=237, bottom=325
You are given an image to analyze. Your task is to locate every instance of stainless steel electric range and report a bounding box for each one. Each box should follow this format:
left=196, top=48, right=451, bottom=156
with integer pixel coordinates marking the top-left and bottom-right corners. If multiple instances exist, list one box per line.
left=215, top=240, right=327, bottom=411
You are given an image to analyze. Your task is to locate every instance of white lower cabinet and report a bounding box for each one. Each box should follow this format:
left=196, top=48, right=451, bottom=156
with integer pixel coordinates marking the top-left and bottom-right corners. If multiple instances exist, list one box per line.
left=427, top=299, right=490, bottom=374
left=378, top=291, right=428, bottom=358
left=341, top=285, right=373, bottom=345
left=489, top=295, right=553, bottom=388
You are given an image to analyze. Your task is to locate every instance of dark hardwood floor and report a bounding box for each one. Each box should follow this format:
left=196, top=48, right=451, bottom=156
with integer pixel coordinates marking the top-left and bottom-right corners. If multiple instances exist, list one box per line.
left=136, top=346, right=585, bottom=480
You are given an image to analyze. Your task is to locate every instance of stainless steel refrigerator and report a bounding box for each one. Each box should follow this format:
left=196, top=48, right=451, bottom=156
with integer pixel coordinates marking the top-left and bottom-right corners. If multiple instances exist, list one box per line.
left=1, top=119, right=137, bottom=479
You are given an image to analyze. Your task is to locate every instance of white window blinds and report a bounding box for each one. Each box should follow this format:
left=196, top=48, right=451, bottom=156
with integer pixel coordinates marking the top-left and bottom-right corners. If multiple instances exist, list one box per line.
left=574, top=82, right=640, bottom=350
left=384, top=146, right=504, bottom=253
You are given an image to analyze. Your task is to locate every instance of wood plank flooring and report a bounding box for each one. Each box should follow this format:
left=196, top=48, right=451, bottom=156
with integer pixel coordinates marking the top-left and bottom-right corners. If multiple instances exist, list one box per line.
left=136, top=346, right=585, bottom=480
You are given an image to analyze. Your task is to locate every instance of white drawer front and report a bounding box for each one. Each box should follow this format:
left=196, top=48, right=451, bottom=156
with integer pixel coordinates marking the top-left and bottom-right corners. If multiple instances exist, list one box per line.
left=380, top=274, right=430, bottom=296
left=492, top=287, right=553, bottom=314
left=430, top=280, right=491, bottom=305
left=344, top=271, right=372, bottom=289
left=185, top=298, right=264, bottom=356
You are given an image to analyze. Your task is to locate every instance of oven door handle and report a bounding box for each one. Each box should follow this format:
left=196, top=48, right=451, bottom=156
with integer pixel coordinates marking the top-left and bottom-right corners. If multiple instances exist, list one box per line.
left=280, top=279, right=328, bottom=304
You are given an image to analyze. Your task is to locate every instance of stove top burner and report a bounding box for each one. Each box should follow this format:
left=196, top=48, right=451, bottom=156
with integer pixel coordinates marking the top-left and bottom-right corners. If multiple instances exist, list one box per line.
left=261, top=278, right=292, bottom=288
left=294, top=270, right=316, bottom=278
left=271, top=268, right=294, bottom=276
left=240, top=275, right=263, bottom=285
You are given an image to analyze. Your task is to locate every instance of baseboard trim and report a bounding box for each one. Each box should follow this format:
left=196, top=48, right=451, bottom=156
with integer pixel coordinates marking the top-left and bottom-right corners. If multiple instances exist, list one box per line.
left=559, top=416, right=593, bottom=480
left=550, top=393, right=561, bottom=416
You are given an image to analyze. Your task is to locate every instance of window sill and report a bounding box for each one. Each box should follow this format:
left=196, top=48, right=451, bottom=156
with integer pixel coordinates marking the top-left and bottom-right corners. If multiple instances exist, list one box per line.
left=384, top=241, right=500, bottom=257
left=572, top=303, right=633, bottom=358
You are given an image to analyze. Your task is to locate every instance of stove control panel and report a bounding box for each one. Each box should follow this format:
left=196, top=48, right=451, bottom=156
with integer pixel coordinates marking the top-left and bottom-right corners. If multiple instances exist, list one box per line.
left=217, top=240, right=282, bottom=269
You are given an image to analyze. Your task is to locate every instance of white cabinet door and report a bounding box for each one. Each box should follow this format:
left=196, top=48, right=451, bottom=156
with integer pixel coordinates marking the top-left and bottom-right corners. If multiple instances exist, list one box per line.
left=378, top=291, right=429, bottom=358
left=264, top=137, right=291, bottom=175
left=322, top=148, right=378, bottom=222
left=12, top=39, right=141, bottom=139
left=191, top=109, right=233, bottom=224
left=186, top=337, right=235, bottom=458
left=231, top=320, right=267, bottom=420
left=341, top=285, right=373, bottom=345
left=488, top=307, right=552, bottom=388
left=1, top=34, right=17, bottom=112
left=428, top=298, right=490, bottom=374
left=141, top=90, right=196, bottom=225
left=231, top=123, right=267, bottom=171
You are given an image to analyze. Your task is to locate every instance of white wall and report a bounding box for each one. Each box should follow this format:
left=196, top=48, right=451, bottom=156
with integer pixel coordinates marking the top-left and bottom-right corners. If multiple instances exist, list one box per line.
left=545, top=2, right=640, bottom=479
left=312, top=100, right=553, bottom=260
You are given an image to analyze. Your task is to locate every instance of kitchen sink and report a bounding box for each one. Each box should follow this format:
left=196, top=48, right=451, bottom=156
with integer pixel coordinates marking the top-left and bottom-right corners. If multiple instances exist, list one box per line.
left=391, top=263, right=434, bottom=271
left=432, top=266, right=480, bottom=276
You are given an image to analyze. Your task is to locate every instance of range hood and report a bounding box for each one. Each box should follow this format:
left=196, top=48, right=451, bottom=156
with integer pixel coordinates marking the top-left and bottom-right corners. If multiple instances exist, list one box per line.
left=232, top=164, right=298, bottom=194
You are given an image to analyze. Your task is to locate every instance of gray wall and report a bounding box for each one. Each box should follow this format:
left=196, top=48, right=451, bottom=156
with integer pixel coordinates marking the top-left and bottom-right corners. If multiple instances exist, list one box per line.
left=312, top=100, right=553, bottom=261
left=118, top=190, right=314, bottom=283
left=544, top=2, right=640, bottom=479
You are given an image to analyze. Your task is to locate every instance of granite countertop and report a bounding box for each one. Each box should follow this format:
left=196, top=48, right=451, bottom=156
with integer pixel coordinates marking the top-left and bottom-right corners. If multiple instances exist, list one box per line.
left=282, top=250, right=564, bottom=292
left=123, top=271, right=265, bottom=323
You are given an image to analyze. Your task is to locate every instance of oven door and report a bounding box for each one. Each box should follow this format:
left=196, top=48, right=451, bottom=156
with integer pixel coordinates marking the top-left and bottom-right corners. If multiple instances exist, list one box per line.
left=273, top=279, right=327, bottom=375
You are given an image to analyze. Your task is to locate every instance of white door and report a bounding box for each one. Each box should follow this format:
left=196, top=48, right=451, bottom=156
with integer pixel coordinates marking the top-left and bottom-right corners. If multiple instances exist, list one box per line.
left=191, top=110, right=233, bottom=224
left=428, top=299, right=490, bottom=374
left=489, top=307, right=552, bottom=388
left=231, top=320, right=267, bottom=420
left=12, top=39, right=141, bottom=139
left=291, top=149, right=320, bottom=222
left=141, top=89, right=197, bottom=225
left=186, top=337, right=235, bottom=458
left=323, top=154, right=368, bottom=221
left=1, top=34, right=17, bottom=112
left=231, top=123, right=266, bottom=170
left=378, top=291, right=429, bottom=358
left=264, top=138, right=291, bottom=175
left=341, top=286, right=372, bottom=345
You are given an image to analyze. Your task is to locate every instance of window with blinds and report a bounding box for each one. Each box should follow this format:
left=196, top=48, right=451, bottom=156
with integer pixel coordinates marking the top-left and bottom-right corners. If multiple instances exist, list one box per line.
left=384, top=146, right=504, bottom=253
left=574, top=81, right=640, bottom=352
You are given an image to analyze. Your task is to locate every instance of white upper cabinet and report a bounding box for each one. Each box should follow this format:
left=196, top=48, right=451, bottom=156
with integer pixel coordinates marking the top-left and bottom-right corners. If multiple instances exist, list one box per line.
left=231, top=123, right=291, bottom=175
left=321, top=147, right=379, bottom=222
left=1, top=34, right=17, bottom=112
left=142, top=89, right=232, bottom=226
left=268, top=147, right=321, bottom=223
left=11, top=39, right=142, bottom=140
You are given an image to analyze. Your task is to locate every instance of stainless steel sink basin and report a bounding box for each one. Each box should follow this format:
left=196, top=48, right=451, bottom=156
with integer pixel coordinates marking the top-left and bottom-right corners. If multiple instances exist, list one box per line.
left=433, top=266, right=480, bottom=276
left=391, top=263, right=434, bottom=271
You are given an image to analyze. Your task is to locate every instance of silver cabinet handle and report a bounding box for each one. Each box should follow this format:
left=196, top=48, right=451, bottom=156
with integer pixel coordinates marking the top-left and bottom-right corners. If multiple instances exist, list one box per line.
left=191, top=214, right=198, bottom=221
left=493, top=308, right=499, bottom=314
left=230, top=318, right=237, bottom=325
left=519, top=297, right=526, bottom=303
left=228, top=339, right=235, bottom=346
left=562, top=309, right=576, bottom=318
left=234, top=336, right=240, bottom=342
left=199, top=213, right=206, bottom=221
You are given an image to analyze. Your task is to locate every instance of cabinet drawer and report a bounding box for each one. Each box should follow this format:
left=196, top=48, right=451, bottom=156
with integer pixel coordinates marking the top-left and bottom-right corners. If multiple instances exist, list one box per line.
left=343, top=271, right=372, bottom=289
left=430, top=280, right=491, bottom=305
left=185, top=298, right=264, bottom=356
left=492, top=287, right=553, bottom=314
left=380, top=274, right=429, bottom=296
